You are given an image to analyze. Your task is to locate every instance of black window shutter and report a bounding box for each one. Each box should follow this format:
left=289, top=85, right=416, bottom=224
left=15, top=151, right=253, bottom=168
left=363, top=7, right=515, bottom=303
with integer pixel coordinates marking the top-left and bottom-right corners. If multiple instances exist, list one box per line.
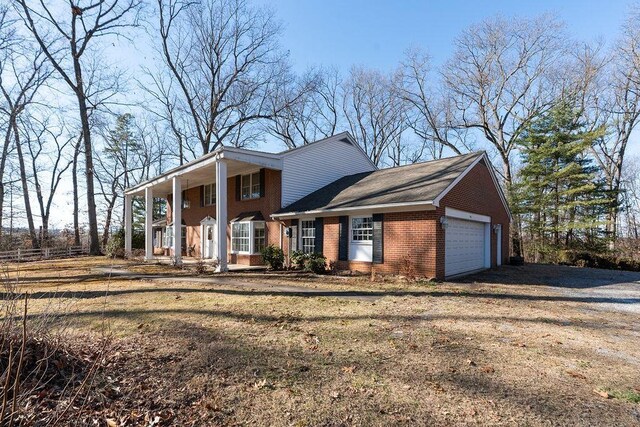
left=314, top=217, right=323, bottom=254
left=338, top=216, right=348, bottom=261
left=372, top=213, right=384, bottom=264
left=235, top=175, right=241, bottom=201
left=259, top=168, right=266, bottom=197
left=200, top=185, right=205, bottom=207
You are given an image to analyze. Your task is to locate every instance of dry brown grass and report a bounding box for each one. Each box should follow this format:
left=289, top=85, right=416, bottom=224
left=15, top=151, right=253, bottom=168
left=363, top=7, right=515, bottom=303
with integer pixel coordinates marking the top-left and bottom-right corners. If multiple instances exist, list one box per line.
left=2, top=257, right=640, bottom=426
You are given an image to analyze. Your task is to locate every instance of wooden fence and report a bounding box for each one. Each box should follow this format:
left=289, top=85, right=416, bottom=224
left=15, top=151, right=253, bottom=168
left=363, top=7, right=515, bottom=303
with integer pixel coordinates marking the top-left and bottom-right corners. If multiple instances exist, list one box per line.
left=0, top=246, right=89, bottom=263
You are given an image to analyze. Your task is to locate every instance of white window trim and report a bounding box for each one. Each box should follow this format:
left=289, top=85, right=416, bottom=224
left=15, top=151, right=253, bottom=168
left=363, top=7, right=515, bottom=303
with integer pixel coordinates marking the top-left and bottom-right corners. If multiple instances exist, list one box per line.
left=240, top=171, right=261, bottom=201
left=203, top=183, right=216, bottom=206
left=350, top=215, right=373, bottom=245
left=299, top=218, right=316, bottom=254
left=230, top=220, right=266, bottom=254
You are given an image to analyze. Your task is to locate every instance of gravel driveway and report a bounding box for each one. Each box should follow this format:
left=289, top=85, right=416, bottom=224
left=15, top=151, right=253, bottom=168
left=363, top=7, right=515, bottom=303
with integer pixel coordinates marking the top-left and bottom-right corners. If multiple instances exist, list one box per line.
left=462, top=263, right=640, bottom=314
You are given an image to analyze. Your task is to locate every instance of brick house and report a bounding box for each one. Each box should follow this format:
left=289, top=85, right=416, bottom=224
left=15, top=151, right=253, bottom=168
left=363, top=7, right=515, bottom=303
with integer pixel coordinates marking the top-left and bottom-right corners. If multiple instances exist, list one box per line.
left=124, top=132, right=511, bottom=279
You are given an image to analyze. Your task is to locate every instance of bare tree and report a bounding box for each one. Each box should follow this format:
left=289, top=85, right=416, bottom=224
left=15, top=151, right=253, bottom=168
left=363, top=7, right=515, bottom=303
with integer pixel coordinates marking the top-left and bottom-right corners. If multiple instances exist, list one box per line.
left=21, top=115, right=74, bottom=247
left=589, top=7, right=640, bottom=244
left=154, top=0, right=288, bottom=154
left=268, top=68, right=341, bottom=148
left=95, top=112, right=170, bottom=245
left=0, top=10, right=51, bottom=248
left=443, top=15, right=566, bottom=185
left=15, top=0, right=142, bottom=255
left=342, top=67, right=407, bottom=167
left=400, top=49, right=473, bottom=158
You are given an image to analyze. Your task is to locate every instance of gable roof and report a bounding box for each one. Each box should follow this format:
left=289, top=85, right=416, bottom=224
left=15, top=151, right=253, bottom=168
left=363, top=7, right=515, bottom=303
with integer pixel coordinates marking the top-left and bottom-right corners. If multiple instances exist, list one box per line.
left=272, top=151, right=511, bottom=219
left=279, top=131, right=378, bottom=170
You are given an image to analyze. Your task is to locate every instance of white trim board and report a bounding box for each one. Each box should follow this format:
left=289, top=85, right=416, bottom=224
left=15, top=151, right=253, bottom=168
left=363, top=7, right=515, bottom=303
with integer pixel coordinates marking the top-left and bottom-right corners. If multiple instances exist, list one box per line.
left=433, top=152, right=512, bottom=221
left=445, top=207, right=491, bottom=223
left=271, top=201, right=437, bottom=219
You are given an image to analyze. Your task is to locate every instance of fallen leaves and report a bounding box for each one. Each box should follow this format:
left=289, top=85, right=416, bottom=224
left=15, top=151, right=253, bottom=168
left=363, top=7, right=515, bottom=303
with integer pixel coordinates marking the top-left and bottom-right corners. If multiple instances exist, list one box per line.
left=566, top=370, right=587, bottom=380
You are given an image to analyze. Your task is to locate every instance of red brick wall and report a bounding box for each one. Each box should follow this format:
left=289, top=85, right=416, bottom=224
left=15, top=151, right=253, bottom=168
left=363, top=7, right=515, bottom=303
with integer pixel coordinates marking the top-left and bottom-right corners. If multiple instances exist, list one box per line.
left=323, top=211, right=439, bottom=278
left=166, top=169, right=282, bottom=265
left=314, top=159, right=510, bottom=280
left=436, top=158, right=511, bottom=277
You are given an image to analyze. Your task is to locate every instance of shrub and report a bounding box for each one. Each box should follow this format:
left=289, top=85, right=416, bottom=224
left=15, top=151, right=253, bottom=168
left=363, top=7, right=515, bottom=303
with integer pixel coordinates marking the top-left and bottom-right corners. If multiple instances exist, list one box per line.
left=261, top=245, right=284, bottom=270
left=194, top=258, right=207, bottom=274
left=105, top=229, right=145, bottom=258
left=558, top=249, right=640, bottom=272
left=290, top=250, right=306, bottom=269
left=289, top=251, right=326, bottom=274
left=305, top=252, right=327, bottom=274
left=105, top=231, right=125, bottom=258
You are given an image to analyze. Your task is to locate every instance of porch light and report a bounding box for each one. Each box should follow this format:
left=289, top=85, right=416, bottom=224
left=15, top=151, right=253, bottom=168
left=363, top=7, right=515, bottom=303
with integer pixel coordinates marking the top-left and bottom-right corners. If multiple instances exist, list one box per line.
left=439, top=216, right=448, bottom=230
left=493, top=224, right=501, bottom=234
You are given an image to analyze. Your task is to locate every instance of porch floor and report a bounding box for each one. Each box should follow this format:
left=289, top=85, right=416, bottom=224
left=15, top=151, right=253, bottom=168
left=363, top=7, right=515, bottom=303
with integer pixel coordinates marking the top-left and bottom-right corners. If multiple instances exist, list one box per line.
left=150, top=256, right=267, bottom=272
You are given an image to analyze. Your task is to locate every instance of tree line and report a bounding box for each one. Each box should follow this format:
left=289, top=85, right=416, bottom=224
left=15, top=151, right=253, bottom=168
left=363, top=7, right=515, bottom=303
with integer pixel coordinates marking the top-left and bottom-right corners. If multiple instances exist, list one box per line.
left=0, top=0, right=638, bottom=262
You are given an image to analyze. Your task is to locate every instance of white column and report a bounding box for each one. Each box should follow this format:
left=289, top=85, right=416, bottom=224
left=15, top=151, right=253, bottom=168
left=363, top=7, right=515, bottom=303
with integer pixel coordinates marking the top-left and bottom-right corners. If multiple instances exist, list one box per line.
left=124, top=194, right=132, bottom=257
left=215, top=159, right=228, bottom=272
left=172, top=177, right=182, bottom=266
left=144, top=187, right=154, bottom=261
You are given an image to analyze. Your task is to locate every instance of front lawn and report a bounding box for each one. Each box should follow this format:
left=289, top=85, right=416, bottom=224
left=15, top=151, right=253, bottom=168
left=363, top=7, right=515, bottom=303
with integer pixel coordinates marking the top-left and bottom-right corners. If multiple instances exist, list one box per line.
left=2, top=257, right=639, bottom=426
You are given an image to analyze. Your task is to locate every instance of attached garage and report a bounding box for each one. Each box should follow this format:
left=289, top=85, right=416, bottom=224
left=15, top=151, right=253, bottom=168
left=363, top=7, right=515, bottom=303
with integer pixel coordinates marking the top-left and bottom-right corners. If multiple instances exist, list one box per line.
left=444, top=209, right=491, bottom=277
left=272, top=151, right=511, bottom=280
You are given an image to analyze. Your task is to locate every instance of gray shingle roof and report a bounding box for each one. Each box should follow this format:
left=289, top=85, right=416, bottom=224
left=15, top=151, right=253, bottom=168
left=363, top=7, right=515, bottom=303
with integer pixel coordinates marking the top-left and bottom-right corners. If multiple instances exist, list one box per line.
left=275, top=152, right=484, bottom=215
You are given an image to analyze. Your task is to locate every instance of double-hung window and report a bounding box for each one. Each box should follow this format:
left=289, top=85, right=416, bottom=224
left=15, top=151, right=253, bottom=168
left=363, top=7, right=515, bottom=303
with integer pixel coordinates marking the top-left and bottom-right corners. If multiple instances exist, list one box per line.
left=301, top=220, right=316, bottom=253
left=164, top=225, right=174, bottom=248
left=240, top=172, right=261, bottom=200
left=231, top=222, right=250, bottom=252
left=231, top=221, right=266, bottom=253
left=254, top=222, right=266, bottom=253
left=203, top=183, right=216, bottom=205
left=351, top=217, right=373, bottom=241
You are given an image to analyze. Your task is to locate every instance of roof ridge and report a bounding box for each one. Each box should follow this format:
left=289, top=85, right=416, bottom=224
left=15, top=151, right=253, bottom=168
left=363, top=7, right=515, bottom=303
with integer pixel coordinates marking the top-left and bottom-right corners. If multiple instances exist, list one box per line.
left=376, top=151, right=485, bottom=172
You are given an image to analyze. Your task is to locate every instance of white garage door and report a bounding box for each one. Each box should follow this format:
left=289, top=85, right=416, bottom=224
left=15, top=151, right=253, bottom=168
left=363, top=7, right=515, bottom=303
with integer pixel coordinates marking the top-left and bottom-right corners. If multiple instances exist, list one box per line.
left=445, top=217, right=486, bottom=277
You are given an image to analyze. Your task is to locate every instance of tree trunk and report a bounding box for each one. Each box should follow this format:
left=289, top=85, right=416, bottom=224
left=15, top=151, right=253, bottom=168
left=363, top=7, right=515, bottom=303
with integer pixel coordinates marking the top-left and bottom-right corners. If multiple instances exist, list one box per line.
left=0, top=125, right=13, bottom=239
left=13, top=122, right=39, bottom=249
left=72, top=138, right=81, bottom=246
left=102, top=194, right=117, bottom=248
left=72, top=57, right=100, bottom=254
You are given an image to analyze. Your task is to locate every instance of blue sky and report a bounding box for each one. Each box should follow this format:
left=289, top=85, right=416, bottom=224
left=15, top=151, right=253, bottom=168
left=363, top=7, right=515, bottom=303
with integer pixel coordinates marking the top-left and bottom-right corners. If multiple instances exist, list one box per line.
left=260, top=0, right=632, bottom=73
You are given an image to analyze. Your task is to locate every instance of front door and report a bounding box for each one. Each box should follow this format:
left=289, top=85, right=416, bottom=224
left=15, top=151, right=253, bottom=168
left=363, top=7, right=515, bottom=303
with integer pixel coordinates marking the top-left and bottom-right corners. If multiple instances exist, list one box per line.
left=201, top=220, right=217, bottom=259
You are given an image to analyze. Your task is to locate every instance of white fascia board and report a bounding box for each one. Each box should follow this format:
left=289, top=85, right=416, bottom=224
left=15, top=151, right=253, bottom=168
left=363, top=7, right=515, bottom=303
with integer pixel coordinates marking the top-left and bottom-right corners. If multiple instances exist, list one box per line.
left=432, top=152, right=513, bottom=221
left=271, top=200, right=436, bottom=219
left=125, top=147, right=284, bottom=196
left=432, top=153, right=484, bottom=207
left=222, top=148, right=283, bottom=170
left=445, top=207, right=491, bottom=223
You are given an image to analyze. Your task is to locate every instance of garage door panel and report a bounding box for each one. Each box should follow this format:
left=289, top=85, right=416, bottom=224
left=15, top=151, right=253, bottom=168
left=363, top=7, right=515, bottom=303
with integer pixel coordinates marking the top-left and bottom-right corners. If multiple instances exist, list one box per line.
left=445, top=217, right=486, bottom=277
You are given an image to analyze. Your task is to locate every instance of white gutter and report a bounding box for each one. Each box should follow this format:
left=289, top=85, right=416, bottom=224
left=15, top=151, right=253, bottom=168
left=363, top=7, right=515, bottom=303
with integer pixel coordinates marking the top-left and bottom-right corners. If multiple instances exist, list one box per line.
left=271, top=200, right=437, bottom=219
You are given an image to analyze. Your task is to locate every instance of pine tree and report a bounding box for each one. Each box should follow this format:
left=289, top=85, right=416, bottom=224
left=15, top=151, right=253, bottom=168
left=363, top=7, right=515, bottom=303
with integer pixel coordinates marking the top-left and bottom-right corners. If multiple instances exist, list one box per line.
left=515, top=101, right=608, bottom=261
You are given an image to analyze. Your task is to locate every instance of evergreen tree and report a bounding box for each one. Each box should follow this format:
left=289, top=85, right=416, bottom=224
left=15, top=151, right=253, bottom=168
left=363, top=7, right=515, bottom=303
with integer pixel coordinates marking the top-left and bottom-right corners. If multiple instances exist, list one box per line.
left=515, top=101, right=608, bottom=261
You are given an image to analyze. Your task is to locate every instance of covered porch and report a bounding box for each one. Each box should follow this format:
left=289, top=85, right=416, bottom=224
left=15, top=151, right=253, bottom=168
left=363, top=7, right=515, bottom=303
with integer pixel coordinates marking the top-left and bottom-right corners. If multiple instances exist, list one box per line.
left=123, top=147, right=283, bottom=272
